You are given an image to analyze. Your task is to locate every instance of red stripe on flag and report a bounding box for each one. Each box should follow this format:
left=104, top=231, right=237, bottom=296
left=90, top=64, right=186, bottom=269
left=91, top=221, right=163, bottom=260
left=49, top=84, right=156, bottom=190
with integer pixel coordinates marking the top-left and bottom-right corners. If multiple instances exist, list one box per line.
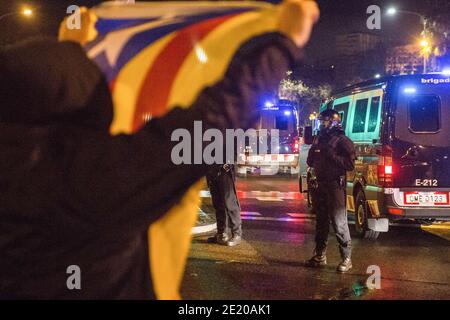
left=109, top=79, right=116, bottom=92
left=133, top=14, right=239, bottom=131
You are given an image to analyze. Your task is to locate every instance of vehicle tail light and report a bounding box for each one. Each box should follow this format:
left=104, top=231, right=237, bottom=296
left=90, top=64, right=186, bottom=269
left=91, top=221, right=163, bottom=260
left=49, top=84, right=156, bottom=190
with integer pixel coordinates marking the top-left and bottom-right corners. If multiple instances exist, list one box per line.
left=292, top=141, right=299, bottom=153
left=388, top=208, right=404, bottom=216
left=378, top=145, right=394, bottom=187
left=384, top=165, right=393, bottom=175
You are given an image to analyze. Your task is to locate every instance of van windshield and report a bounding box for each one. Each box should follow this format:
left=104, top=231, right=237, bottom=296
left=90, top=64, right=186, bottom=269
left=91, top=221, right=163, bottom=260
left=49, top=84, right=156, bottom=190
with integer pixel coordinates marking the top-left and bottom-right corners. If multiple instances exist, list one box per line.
left=395, top=85, right=450, bottom=148
left=275, top=115, right=289, bottom=130
left=259, top=110, right=296, bottom=133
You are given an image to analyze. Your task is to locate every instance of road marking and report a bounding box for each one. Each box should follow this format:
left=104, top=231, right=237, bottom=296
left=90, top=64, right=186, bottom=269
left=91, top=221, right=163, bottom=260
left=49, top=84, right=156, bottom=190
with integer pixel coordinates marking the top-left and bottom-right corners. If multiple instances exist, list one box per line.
left=192, top=223, right=217, bottom=235
left=255, top=197, right=284, bottom=202
left=190, top=237, right=268, bottom=265
left=239, top=191, right=303, bottom=200
left=286, top=213, right=315, bottom=218
left=241, top=211, right=261, bottom=216
left=197, top=205, right=449, bottom=239
left=192, top=207, right=217, bottom=235
left=421, top=222, right=450, bottom=241
left=201, top=190, right=304, bottom=201
left=241, top=216, right=311, bottom=223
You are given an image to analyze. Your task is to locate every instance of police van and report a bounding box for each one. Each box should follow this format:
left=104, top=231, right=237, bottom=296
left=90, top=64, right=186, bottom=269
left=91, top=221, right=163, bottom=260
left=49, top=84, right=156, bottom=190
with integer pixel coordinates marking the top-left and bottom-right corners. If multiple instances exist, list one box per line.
left=300, top=73, right=450, bottom=239
left=238, top=99, right=300, bottom=175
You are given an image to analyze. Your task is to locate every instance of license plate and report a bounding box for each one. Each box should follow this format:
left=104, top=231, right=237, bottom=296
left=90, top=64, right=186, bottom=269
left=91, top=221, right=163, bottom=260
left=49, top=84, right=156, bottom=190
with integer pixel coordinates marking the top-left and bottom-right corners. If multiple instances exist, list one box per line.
left=404, top=192, right=449, bottom=206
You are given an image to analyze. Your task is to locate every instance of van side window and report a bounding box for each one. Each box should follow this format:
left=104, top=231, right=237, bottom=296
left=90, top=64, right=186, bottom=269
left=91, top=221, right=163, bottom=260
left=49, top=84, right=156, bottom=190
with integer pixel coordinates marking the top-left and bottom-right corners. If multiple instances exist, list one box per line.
left=333, top=102, right=349, bottom=130
left=368, top=96, right=380, bottom=132
left=409, top=95, right=440, bottom=133
left=352, top=98, right=369, bottom=133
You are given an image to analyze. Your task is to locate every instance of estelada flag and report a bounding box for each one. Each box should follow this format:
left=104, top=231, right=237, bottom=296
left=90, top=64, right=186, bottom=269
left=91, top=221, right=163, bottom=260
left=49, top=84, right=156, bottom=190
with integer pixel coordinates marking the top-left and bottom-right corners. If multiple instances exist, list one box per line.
left=59, top=1, right=280, bottom=299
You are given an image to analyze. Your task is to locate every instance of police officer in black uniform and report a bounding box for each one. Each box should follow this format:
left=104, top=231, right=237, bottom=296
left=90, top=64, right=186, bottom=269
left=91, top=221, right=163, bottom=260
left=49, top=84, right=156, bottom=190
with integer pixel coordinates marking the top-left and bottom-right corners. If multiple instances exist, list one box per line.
left=306, top=109, right=356, bottom=273
left=206, top=164, right=242, bottom=246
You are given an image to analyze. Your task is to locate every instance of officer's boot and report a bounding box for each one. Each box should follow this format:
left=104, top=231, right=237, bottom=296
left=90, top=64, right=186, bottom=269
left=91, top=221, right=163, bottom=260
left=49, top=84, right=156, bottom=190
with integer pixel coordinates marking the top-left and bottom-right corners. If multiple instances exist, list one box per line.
left=207, top=233, right=229, bottom=245
left=337, top=257, right=352, bottom=273
left=226, top=233, right=242, bottom=247
left=337, top=244, right=352, bottom=273
left=305, top=249, right=327, bottom=268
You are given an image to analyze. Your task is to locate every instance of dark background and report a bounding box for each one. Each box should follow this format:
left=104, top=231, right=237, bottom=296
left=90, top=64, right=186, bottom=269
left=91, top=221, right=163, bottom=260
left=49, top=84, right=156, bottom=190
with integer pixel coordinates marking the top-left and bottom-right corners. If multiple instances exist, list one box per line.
left=0, top=0, right=437, bottom=61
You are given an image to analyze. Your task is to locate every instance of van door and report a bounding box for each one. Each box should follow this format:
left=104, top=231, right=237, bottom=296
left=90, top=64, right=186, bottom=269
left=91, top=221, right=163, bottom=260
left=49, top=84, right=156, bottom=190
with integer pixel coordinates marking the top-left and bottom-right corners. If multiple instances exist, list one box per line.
left=393, top=85, right=450, bottom=189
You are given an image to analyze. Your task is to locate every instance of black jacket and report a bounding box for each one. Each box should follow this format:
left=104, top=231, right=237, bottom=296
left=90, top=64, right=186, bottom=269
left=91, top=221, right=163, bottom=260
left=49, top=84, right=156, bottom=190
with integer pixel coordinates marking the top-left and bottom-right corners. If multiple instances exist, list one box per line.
left=306, top=128, right=356, bottom=182
left=0, top=34, right=301, bottom=299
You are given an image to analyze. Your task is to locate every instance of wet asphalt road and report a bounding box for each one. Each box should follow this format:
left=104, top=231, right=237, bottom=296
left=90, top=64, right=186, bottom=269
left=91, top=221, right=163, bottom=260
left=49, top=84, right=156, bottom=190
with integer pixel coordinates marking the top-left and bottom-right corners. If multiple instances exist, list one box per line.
left=181, top=175, right=450, bottom=300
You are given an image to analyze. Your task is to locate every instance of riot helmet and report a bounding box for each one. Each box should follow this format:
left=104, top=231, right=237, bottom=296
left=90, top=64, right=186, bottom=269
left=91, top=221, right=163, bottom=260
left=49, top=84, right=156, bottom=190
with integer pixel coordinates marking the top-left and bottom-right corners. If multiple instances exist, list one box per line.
left=318, top=109, right=341, bottom=132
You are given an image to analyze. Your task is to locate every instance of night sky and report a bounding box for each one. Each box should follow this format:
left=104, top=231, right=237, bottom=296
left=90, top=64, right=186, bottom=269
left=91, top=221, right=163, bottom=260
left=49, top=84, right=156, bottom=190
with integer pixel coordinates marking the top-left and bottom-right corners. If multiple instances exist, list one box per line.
left=0, top=0, right=437, bottom=62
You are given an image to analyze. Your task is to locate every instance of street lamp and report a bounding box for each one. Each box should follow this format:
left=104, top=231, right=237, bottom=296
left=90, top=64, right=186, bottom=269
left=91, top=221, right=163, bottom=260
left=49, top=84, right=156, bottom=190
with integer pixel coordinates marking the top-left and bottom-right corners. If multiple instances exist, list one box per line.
left=23, top=8, right=33, bottom=17
left=387, top=6, right=430, bottom=73
left=420, top=39, right=429, bottom=47
left=386, top=7, right=428, bottom=37
left=0, top=8, right=33, bottom=23
left=419, top=38, right=432, bottom=73
left=387, top=7, right=397, bottom=15
left=386, top=7, right=427, bottom=26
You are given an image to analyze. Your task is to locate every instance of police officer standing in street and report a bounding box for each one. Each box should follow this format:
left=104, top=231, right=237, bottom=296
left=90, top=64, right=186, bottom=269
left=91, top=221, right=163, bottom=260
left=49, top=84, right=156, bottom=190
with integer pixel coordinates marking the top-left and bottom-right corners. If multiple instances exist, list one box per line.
left=306, top=109, right=356, bottom=273
left=207, top=164, right=242, bottom=246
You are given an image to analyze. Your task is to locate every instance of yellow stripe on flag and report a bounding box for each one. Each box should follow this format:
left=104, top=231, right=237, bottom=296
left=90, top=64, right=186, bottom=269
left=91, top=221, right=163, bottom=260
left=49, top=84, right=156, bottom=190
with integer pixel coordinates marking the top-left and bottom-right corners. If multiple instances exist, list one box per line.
left=149, top=179, right=205, bottom=300
left=168, top=9, right=278, bottom=109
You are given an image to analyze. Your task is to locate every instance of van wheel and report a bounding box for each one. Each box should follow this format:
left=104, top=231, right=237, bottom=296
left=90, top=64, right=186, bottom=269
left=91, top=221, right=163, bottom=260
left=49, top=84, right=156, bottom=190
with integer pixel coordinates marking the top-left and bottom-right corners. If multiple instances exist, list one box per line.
left=355, top=192, right=380, bottom=240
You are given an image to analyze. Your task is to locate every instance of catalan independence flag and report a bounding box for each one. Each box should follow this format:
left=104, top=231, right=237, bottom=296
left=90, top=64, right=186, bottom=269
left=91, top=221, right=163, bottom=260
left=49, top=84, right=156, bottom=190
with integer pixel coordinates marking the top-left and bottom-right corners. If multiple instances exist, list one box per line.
left=60, top=1, right=280, bottom=300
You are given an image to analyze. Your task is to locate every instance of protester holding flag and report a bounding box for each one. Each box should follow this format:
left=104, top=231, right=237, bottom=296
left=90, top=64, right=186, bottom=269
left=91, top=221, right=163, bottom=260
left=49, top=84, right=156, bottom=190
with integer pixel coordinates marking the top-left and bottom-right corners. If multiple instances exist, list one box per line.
left=0, top=0, right=319, bottom=299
